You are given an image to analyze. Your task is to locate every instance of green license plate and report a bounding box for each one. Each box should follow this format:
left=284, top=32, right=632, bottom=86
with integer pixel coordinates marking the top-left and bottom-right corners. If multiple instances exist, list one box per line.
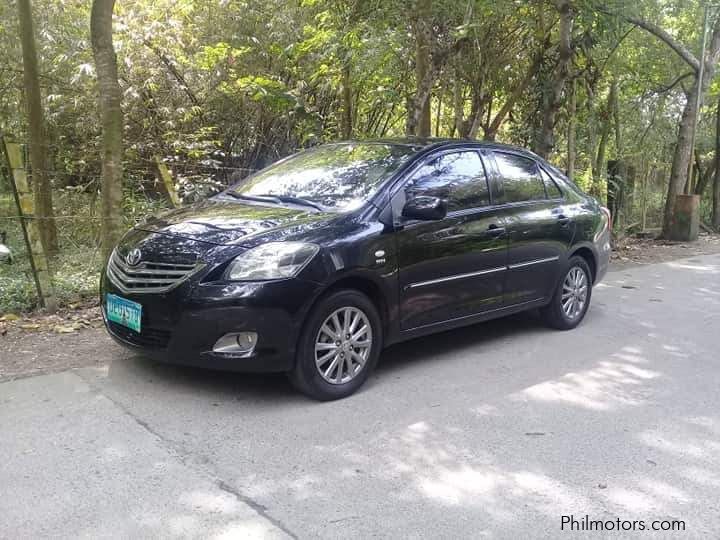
left=106, top=293, right=142, bottom=333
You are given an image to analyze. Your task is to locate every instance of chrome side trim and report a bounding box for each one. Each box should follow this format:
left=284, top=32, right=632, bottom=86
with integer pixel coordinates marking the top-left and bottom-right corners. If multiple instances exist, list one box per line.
left=402, top=297, right=545, bottom=332
left=406, top=266, right=506, bottom=290
left=508, top=256, right=559, bottom=270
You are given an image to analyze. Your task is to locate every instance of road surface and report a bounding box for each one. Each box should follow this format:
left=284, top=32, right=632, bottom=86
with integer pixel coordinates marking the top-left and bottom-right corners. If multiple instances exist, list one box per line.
left=2, top=254, right=720, bottom=539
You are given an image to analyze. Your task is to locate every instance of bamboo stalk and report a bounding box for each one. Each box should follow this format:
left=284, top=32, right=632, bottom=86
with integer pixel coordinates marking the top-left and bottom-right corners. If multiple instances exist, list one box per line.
left=155, top=156, right=181, bottom=208
left=2, top=137, right=57, bottom=312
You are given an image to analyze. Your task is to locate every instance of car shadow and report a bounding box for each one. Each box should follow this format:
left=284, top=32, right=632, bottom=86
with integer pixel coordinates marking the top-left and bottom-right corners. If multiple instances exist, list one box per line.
left=377, top=310, right=545, bottom=376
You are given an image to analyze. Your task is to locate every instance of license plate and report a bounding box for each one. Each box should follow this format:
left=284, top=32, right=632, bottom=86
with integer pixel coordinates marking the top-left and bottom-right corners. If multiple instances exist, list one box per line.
left=106, top=293, right=142, bottom=333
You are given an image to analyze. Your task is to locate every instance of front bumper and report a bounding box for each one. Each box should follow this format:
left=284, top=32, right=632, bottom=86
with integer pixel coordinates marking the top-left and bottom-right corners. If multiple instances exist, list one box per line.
left=101, top=274, right=323, bottom=373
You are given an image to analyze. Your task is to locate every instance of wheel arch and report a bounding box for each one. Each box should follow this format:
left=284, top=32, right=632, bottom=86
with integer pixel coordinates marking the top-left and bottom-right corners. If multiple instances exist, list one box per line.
left=295, top=270, right=394, bottom=364
left=568, top=244, right=598, bottom=283
left=319, top=273, right=391, bottom=334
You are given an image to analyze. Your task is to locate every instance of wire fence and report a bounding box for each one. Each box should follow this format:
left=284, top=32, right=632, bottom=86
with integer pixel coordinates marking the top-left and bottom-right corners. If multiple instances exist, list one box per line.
left=0, top=141, right=255, bottom=313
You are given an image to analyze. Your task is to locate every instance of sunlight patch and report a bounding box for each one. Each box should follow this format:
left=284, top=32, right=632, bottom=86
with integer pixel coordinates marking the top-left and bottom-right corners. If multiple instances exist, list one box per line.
left=418, top=467, right=501, bottom=505
left=604, top=488, right=655, bottom=512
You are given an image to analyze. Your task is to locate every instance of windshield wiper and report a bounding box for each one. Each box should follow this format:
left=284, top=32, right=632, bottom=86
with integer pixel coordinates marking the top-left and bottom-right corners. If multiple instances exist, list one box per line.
left=226, top=191, right=324, bottom=211
left=267, top=195, right=325, bottom=211
left=225, top=191, right=282, bottom=204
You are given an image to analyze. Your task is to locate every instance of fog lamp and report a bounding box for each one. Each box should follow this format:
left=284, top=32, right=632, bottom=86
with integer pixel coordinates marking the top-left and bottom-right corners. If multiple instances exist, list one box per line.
left=212, top=332, right=258, bottom=355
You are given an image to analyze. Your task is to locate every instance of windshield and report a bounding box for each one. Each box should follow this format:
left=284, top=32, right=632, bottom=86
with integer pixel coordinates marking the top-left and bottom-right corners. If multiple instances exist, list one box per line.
left=229, top=143, right=417, bottom=211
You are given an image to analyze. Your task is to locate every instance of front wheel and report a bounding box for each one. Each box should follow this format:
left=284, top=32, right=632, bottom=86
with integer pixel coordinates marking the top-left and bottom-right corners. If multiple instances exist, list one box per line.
left=540, top=256, right=592, bottom=330
left=289, top=290, right=382, bottom=400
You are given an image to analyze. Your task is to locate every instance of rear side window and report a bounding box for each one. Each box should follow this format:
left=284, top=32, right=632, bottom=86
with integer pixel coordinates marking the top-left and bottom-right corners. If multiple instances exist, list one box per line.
left=540, top=168, right=563, bottom=198
left=405, top=151, right=490, bottom=212
left=493, top=152, right=546, bottom=203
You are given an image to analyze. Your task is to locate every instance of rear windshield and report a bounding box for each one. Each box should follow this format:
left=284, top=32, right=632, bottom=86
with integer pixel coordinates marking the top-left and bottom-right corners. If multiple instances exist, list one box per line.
left=231, top=143, right=416, bottom=211
left=542, top=161, right=585, bottom=196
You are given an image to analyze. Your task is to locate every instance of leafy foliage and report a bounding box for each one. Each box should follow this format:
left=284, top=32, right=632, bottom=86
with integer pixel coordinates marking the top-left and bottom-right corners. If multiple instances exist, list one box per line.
left=1, top=0, right=718, bottom=312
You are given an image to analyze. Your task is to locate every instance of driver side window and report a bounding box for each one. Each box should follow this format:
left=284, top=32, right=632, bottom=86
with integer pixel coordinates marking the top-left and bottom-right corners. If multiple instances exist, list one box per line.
left=405, top=151, right=490, bottom=212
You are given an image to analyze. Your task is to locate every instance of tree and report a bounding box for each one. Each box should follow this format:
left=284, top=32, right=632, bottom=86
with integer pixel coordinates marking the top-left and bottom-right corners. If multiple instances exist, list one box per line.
left=566, top=78, right=577, bottom=179
left=406, top=0, right=433, bottom=137
left=91, top=0, right=123, bottom=260
left=534, top=0, right=574, bottom=159
left=611, top=8, right=720, bottom=237
left=1, top=0, right=717, bottom=265
left=16, top=0, right=58, bottom=255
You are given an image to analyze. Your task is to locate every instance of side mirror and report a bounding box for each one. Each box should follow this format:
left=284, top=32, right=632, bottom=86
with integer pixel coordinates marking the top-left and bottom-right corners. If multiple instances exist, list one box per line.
left=402, top=196, right=447, bottom=221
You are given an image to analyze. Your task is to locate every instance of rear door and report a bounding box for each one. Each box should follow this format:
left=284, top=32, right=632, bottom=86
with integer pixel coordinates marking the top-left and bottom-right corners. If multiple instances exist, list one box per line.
left=487, top=151, right=574, bottom=305
left=393, top=149, right=508, bottom=330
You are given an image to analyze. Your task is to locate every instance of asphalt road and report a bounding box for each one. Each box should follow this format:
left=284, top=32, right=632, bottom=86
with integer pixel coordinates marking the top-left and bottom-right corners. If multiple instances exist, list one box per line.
left=2, top=254, right=720, bottom=539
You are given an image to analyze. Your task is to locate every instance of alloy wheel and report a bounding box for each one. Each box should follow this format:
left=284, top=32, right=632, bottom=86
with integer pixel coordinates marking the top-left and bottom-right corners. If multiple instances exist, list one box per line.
left=561, top=266, right=588, bottom=320
left=314, top=307, right=373, bottom=384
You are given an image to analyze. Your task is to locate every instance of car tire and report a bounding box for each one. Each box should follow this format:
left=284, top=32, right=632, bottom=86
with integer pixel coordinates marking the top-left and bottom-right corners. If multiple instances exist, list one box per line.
left=289, top=290, right=382, bottom=401
left=540, top=256, right=593, bottom=330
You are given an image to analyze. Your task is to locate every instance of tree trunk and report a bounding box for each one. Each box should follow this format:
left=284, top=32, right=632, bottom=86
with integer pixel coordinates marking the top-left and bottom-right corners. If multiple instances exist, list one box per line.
left=534, top=0, right=573, bottom=158
left=595, top=84, right=614, bottom=201
left=91, top=0, right=124, bottom=260
left=662, top=78, right=702, bottom=237
left=485, top=52, right=544, bottom=141
left=713, top=96, right=720, bottom=229
left=341, top=63, right=352, bottom=139
left=642, top=165, right=655, bottom=231
left=566, top=78, right=576, bottom=180
left=610, top=79, right=627, bottom=226
left=586, top=84, right=601, bottom=198
left=406, top=0, right=432, bottom=137
left=453, top=71, right=463, bottom=137
left=661, top=42, right=720, bottom=236
left=693, top=149, right=715, bottom=195
left=465, top=82, right=485, bottom=139
left=17, top=0, right=58, bottom=256
left=434, top=86, right=442, bottom=137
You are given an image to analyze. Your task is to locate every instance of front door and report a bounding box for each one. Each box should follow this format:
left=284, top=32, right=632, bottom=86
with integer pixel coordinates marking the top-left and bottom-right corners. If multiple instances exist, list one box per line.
left=487, top=151, right=575, bottom=304
left=394, top=150, right=508, bottom=330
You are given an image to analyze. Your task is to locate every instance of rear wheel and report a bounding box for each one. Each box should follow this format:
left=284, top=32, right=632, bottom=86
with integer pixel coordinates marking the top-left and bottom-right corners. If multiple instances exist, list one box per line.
left=540, top=256, right=592, bottom=330
left=289, top=290, right=382, bottom=400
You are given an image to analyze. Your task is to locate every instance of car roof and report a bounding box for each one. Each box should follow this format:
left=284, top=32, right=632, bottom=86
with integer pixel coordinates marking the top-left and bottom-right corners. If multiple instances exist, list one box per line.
left=345, top=138, right=544, bottom=161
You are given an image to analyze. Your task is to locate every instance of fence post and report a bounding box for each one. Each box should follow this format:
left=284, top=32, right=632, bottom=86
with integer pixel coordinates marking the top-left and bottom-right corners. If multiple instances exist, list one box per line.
left=2, top=137, right=57, bottom=312
left=155, top=156, right=180, bottom=208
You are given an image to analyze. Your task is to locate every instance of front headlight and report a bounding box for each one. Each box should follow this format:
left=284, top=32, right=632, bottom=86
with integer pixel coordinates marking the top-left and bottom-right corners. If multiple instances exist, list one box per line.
left=225, top=242, right=319, bottom=281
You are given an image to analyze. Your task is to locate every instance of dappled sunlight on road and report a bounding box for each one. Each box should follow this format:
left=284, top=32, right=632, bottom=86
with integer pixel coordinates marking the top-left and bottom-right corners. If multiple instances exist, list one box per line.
left=418, top=466, right=593, bottom=517
left=602, top=487, right=656, bottom=513
left=636, top=479, right=691, bottom=505
left=84, top=264, right=720, bottom=535
left=5, top=254, right=715, bottom=537
left=358, top=419, right=598, bottom=523
left=511, top=346, right=661, bottom=411
left=695, top=286, right=720, bottom=297
left=212, top=520, right=284, bottom=540
left=665, top=261, right=719, bottom=274
left=639, top=429, right=720, bottom=462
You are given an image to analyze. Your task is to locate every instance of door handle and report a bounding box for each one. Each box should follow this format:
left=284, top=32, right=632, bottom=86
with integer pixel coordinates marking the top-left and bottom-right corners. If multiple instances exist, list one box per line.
left=487, top=224, right=505, bottom=237
left=557, top=215, right=571, bottom=226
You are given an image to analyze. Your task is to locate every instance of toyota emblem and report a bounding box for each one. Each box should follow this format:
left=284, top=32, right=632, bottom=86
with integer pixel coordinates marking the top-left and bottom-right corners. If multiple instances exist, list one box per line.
left=126, top=248, right=142, bottom=266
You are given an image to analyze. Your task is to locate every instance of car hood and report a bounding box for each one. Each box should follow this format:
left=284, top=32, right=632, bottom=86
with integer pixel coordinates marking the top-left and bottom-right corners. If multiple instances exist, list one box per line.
left=136, top=199, right=335, bottom=245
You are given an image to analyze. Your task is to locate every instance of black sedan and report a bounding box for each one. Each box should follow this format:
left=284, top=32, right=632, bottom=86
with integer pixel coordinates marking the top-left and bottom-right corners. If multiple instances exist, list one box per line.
left=101, top=139, right=611, bottom=400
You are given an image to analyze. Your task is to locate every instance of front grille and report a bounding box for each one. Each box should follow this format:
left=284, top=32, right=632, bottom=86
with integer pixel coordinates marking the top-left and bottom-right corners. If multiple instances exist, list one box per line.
left=108, top=320, right=171, bottom=349
left=107, top=249, right=201, bottom=294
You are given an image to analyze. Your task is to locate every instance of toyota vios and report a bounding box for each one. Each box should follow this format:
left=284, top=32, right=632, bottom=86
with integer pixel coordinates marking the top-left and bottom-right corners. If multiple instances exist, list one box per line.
left=102, top=139, right=611, bottom=400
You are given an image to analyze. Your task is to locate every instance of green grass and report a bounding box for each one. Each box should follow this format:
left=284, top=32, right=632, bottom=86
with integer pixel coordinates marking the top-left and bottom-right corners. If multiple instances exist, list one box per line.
left=0, top=190, right=169, bottom=314
left=0, top=233, right=104, bottom=314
